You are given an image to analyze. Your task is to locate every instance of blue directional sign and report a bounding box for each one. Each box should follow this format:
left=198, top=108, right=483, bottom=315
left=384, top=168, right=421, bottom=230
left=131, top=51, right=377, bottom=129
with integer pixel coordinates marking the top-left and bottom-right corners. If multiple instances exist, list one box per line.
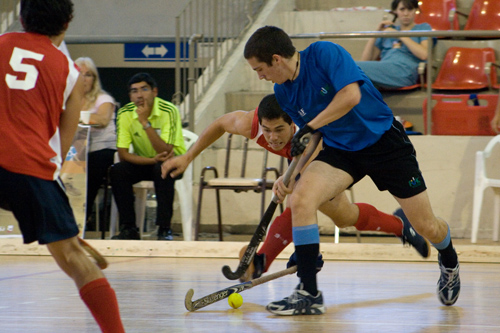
left=124, top=42, right=190, bottom=62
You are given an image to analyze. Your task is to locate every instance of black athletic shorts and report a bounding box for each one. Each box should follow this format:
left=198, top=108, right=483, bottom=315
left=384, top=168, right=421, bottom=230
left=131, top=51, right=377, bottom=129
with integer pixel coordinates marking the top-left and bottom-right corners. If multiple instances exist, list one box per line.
left=0, top=167, right=79, bottom=244
left=314, top=118, right=426, bottom=199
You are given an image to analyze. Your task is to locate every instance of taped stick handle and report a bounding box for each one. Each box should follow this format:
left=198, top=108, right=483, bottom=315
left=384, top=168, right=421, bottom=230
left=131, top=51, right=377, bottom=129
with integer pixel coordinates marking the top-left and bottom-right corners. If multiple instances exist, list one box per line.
left=250, top=265, right=297, bottom=288
left=270, top=132, right=321, bottom=203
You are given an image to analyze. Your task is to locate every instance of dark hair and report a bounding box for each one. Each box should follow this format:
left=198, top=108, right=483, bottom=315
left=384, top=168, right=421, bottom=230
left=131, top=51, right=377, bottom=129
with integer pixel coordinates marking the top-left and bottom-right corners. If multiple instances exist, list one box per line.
left=20, top=0, right=74, bottom=36
left=127, top=72, right=158, bottom=91
left=244, top=26, right=296, bottom=66
left=391, top=0, right=419, bottom=11
left=257, top=94, right=292, bottom=125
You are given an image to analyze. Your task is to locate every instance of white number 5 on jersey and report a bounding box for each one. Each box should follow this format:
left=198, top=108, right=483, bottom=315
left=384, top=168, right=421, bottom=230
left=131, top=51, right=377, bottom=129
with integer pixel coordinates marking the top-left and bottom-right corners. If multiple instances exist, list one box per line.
left=5, top=47, right=44, bottom=91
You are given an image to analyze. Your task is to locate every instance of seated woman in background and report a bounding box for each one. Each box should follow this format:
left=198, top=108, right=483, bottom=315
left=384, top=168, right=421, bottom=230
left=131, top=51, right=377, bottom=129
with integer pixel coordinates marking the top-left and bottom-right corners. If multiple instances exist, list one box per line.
left=355, top=0, right=431, bottom=89
left=75, top=57, right=117, bottom=231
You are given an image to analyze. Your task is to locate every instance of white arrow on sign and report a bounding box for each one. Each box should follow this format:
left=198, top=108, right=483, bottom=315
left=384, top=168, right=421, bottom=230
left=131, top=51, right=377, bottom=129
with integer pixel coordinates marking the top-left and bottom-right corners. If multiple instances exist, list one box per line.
left=142, top=45, right=168, bottom=57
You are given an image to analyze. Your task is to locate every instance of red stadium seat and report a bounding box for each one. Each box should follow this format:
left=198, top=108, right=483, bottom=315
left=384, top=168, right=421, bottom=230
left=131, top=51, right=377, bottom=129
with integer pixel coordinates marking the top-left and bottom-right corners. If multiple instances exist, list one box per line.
left=422, top=94, right=498, bottom=135
left=464, top=0, right=500, bottom=31
left=431, top=47, right=498, bottom=90
left=415, top=0, right=459, bottom=31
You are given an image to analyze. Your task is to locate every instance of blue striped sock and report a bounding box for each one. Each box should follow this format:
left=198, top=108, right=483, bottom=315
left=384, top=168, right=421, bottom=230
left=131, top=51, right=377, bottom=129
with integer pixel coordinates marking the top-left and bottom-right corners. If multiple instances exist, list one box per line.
left=431, top=225, right=451, bottom=250
left=293, top=224, right=320, bottom=246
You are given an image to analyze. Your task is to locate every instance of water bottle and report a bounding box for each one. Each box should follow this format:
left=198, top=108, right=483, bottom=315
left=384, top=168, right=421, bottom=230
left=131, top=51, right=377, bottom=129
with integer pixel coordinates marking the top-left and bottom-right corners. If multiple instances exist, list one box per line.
left=145, top=190, right=157, bottom=232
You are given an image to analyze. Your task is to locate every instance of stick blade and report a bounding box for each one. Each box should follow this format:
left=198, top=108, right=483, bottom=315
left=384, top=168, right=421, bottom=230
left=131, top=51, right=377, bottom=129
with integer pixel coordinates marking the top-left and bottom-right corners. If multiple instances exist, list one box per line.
left=221, top=201, right=278, bottom=280
left=221, top=264, right=243, bottom=280
left=185, top=288, right=195, bottom=312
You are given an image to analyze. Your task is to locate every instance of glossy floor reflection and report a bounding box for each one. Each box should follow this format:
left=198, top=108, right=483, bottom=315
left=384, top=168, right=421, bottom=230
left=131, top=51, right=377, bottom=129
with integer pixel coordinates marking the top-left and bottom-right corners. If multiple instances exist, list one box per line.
left=0, top=255, right=499, bottom=332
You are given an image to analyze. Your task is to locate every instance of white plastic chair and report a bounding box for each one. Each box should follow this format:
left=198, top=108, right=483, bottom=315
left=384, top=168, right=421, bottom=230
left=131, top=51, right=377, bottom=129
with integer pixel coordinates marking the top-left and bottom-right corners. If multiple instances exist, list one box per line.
left=110, top=129, right=198, bottom=240
left=471, top=135, right=500, bottom=243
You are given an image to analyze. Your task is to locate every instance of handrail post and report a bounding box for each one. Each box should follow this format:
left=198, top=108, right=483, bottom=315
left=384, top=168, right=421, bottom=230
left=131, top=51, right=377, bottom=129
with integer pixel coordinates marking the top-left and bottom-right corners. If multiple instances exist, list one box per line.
left=174, top=16, right=181, bottom=106
left=426, top=38, right=433, bottom=135
left=188, top=33, right=203, bottom=132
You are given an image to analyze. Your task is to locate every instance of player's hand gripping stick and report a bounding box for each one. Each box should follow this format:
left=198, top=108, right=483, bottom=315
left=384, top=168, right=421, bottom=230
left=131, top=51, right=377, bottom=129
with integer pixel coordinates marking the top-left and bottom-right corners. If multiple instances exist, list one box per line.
left=291, top=124, right=314, bottom=157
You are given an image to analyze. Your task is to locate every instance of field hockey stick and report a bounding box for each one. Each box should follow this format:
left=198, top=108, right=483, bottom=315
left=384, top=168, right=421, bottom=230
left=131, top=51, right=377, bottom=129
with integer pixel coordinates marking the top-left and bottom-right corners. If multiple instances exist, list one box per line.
left=221, top=132, right=321, bottom=280
left=78, top=237, right=108, bottom=270
left=185, top=265, right=297, bottom=311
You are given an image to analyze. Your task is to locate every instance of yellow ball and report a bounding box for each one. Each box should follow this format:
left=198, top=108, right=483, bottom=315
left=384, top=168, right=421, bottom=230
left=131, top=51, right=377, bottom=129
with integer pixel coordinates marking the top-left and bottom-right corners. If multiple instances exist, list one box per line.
left=228, top=292, right=243, bottom=309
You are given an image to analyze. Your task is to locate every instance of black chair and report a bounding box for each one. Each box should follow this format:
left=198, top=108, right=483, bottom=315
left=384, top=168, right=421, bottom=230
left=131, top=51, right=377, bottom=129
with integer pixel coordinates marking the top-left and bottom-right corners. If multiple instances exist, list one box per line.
left=195, top=134, right=283, bottom=241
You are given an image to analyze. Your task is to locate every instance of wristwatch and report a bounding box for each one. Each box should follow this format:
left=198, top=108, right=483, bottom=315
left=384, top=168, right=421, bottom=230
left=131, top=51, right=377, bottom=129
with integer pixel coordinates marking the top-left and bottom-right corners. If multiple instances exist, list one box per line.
left=143, top=121, right=152, bottom=130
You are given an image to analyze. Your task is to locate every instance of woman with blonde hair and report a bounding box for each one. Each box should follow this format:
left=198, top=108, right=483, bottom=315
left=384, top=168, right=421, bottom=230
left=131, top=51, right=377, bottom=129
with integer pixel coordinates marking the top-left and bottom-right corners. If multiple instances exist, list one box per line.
left=75, top=57, right=117, bottom=230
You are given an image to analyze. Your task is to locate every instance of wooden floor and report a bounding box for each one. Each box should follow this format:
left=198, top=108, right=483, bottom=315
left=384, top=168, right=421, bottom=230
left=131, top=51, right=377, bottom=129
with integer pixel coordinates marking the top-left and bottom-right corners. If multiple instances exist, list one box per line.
left=1, top=253, right=499, bottom=332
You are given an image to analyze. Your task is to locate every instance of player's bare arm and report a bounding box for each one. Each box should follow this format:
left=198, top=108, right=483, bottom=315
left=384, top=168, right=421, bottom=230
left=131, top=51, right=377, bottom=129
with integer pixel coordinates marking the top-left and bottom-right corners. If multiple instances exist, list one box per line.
left=308, top=82, right=361, bottom=130
left=161, top=110, right=254, bottom=178
left=60, top=75, right=85, bottom=159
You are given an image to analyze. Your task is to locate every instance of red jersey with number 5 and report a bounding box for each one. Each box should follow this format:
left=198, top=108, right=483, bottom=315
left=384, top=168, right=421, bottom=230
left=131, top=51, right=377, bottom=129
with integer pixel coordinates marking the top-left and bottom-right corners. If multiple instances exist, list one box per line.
left=0, top=32, right=79, bottom=180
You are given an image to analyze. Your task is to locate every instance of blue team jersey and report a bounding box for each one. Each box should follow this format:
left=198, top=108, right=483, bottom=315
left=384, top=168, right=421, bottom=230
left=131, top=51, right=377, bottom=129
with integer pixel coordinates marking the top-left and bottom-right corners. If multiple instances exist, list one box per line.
left=274, top=41, right=394, bottom=151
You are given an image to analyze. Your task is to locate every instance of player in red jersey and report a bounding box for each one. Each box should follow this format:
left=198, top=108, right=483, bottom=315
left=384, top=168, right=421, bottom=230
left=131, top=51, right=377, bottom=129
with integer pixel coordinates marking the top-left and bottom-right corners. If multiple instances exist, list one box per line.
left=162, top=94, right=430, bottom=282
left=0, top=1, right=124, bottom=331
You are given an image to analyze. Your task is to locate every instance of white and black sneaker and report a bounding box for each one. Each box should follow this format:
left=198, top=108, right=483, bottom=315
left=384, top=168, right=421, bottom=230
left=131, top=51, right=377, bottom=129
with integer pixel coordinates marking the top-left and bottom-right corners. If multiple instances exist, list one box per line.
left=437, top=253, right=461, bottom=306
left=266, top=284, right=325, bottom=316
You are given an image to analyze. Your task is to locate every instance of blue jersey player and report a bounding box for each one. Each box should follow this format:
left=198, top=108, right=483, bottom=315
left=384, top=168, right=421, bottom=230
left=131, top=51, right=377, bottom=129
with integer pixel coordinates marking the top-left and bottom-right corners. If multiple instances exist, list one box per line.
left=244, top=25, right=460, bottom=316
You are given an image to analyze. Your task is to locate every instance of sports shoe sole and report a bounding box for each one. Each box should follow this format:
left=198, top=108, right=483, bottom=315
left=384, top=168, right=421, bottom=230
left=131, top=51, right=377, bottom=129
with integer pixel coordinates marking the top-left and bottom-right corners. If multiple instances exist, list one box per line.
left=266, top=305, right=326, bottom=316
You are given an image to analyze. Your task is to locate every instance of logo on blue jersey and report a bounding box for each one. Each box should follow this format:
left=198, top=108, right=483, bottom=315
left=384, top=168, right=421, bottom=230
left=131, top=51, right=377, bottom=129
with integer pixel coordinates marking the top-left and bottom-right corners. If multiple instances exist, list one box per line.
left=298, top=108, right=306, bottom=117
left=408, top=177, right=422, bottom=188
left=320, top=84, right=332, bottom=96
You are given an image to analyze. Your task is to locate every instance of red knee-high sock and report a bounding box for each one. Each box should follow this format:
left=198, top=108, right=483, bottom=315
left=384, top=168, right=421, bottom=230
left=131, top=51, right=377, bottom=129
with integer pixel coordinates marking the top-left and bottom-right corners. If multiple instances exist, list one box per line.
left=354, top=203, right=403, bottom=236
left=257, top=207, right=293, bottom=272
left=80, top=278, right=124, bottom=333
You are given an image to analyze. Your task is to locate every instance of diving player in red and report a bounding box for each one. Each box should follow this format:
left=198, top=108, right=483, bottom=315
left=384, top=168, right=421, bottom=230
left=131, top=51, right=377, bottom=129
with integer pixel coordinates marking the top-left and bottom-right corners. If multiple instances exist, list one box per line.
left=162, top=94, right=430, bottom=282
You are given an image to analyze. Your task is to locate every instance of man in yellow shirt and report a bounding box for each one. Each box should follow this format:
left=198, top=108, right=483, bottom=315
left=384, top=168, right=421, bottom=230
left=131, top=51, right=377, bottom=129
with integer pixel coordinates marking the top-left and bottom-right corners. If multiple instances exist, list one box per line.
left=111, top=73, right=186, bottom=240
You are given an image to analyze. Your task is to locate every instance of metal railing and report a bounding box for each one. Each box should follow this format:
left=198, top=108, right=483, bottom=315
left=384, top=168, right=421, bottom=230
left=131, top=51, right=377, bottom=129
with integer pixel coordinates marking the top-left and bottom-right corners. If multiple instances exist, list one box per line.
left=292, top=30, right=500, bottom=134
left=174, top=0, right=266, bottom=130
left=0, top=0, right=19, bottom=34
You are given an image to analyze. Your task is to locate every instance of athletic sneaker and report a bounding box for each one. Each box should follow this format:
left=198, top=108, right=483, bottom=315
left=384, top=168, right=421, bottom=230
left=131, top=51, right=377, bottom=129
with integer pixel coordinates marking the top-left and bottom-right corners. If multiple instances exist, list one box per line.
left=238, top=245, right=265, bottom=282
left=111, top=227, right=140, bottom=240
left=437, top=253, right=461, bottom=306
left=157, top=227, right=174, bottom=241
left=266, top=283, right=325, bottom=316
left=393, top=208, right=431, bottom=258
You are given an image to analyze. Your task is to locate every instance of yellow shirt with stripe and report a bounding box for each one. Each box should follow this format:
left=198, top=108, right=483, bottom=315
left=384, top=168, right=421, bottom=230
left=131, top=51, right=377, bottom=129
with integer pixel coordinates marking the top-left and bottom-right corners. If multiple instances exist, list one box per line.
left=116, top=97, right=186, bottom=157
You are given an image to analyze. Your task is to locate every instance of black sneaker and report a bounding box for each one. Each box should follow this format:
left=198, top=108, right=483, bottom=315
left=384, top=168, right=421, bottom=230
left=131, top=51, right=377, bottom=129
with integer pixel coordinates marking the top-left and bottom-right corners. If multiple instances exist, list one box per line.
left=393, top=208, right=431, bottom=258
left=111, top=227, right=140, bottom=240
left=437, top=253, right=460, bottom=306
left=238, top=245, right=265, bottom=282
left=266, top=283, right=325, bottom=316
left=158, top=228, right=173, bottom=241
